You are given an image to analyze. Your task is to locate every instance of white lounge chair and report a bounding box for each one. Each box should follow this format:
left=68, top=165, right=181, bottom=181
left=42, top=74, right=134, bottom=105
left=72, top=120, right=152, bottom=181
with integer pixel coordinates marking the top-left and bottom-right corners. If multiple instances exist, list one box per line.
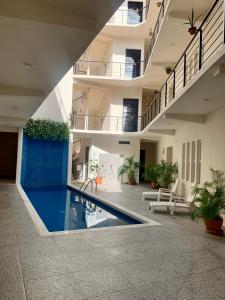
left=142, top=178, right=179, bottom=203
left=150, top=194, right=192, bottom=216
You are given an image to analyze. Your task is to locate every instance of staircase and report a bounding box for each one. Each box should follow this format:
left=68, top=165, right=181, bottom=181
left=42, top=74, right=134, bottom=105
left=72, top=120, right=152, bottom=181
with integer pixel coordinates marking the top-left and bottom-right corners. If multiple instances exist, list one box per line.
left=71, top=92, right=86, bottom=128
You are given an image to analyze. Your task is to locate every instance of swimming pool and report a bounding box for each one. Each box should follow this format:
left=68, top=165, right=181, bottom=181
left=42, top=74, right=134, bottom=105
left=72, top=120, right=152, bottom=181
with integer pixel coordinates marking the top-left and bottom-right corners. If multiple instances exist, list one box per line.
left=24, top=187, right=142, bottom=232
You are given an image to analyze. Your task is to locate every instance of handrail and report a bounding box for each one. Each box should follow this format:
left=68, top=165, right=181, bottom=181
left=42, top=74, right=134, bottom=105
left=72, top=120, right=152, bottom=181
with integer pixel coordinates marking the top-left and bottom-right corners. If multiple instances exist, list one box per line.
left=80, top=178, right=97, bottom=193
left=142, top=0, right=223, bottom=129
left=108, top=5, right=150, bottom=25
left=73, top=0, right=224, bottom=133
left=145, top=0, right=168, bottom=68
left=74, top=0, right=167, bottom=77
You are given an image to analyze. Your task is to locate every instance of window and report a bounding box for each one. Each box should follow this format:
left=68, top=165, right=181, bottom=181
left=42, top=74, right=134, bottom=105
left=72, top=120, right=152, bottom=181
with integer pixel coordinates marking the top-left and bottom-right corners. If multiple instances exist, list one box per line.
left=191, top=141, right=196, bottom=183
left=186, top=142, right=190, bottom=181
left=196, top=140, right=201, bottom=184
left=182, top=143, right=185, bottom=180
left=182, top=140, right=201, bottom=183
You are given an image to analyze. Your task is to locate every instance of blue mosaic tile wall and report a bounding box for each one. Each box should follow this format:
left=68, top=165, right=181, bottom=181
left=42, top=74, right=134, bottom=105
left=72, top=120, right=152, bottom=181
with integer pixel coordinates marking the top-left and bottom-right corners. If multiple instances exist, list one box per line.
left=21, top=134, right=68, bottom=189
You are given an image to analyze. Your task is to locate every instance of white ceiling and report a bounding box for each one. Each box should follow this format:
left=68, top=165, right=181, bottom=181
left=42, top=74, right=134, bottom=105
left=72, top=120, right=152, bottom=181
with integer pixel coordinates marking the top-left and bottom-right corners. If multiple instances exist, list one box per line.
left=0, top=0, right=124, bottom=127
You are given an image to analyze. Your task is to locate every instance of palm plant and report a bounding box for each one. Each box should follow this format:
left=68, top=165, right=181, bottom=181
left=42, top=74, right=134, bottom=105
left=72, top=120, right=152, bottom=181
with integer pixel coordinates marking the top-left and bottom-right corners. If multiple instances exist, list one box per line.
left=191, top=169, right=225, bottom=221
left=118, top=155, right=139, bottom=185
left=184, top=8, right=201, bottom=35
left=146, top=164, right=161, bottom=188
left=157, top=160, right=178, bottom=188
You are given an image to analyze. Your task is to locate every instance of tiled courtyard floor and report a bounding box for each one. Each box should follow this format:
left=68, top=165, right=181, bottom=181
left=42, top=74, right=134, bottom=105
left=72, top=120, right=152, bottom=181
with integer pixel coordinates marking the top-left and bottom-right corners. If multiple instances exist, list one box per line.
left=1, top=183, right=225, bottom=299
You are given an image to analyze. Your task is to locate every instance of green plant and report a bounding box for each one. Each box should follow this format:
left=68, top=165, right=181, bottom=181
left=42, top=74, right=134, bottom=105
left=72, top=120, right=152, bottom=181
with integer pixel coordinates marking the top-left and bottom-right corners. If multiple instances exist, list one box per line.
left=157, top=160, right=178, bottom=188
left=191, top=169, right=225, bottom=221
left=184, top=8, right=201, bottom=28
left=24, top=119, right=69, bottom=141
left=146, top=165, right=161, bottom=183
left=89, top=160, right=99, bottom=177
left=118, top=155, right=139, bottom=185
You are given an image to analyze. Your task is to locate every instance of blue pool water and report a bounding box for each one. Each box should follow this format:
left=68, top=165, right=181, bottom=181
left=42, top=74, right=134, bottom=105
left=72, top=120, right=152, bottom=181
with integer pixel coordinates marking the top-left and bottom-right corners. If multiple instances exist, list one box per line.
left=25, top=187, right=141, bottom=232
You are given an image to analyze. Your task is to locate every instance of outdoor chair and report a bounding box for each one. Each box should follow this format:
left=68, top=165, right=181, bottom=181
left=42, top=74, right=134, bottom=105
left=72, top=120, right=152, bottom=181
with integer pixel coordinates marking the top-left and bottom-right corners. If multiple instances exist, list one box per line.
left=142, top=178, right=179, bottom=207
left=150, top=194, right=192, bottom=215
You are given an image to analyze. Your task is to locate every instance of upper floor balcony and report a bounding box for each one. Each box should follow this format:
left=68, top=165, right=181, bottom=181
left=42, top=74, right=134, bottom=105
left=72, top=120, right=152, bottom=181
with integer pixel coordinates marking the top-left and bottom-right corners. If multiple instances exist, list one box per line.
left=72, top=0, right=225, bottom=136
left=107, top=4, right=150, bottom=26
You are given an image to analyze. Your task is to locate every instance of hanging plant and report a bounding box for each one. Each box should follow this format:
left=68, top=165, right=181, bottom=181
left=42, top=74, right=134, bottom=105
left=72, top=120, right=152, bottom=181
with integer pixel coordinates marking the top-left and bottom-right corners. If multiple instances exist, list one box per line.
left=24, top=119, right=70, bottom=141
left=165, top=66, right=172, bottom=75
left=184, top=8, right=201, bottom=35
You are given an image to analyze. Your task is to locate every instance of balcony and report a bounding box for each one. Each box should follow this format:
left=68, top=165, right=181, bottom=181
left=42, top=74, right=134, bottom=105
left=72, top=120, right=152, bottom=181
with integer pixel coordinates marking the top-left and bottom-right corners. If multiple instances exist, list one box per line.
left=73, top=0, right=225, bottom=135
left=74, top=60, right=145, bottom=79
left=71, top=114, right=143, bottom=133
left=107, top=5, right=149, bottom=25
left=74, top=0, right=168, bottom=82
left=142, top=0, right=225, bottom=129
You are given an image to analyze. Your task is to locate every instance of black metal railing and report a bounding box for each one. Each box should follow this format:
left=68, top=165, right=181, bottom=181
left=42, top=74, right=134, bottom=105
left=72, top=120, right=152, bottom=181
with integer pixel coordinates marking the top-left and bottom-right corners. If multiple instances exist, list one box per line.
left=72, top=114, right=143, bottom=132
left=108, top=5, right=149, bottom=25
left=74, top=60, right=145, bottom=78
left=73, top=0, right=224, bottom=133
left=144, top=0, right=168, bottom=68
left=142, top=0, right=224, bottom=130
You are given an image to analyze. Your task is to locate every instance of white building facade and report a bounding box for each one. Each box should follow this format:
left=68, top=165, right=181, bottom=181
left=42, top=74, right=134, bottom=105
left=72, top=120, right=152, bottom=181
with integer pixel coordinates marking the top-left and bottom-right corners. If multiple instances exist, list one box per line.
left=71, top=0, right=225, bottom=196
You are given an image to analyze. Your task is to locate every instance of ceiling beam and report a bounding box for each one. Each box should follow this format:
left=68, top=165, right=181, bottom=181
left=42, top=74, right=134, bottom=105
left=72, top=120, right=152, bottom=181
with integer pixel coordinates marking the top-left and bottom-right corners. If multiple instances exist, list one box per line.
left=148, top=129, right=175, bottom=136
left=0, top=1, right=97, bottom=31
left=164, top=113, right=205, bottom=123
left=0, top=84, right=45, bottom=97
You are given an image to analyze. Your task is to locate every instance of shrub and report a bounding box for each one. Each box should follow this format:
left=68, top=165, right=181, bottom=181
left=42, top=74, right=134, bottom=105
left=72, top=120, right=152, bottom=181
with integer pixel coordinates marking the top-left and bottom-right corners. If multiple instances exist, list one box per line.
left=24, top=119, right=69, bottom=141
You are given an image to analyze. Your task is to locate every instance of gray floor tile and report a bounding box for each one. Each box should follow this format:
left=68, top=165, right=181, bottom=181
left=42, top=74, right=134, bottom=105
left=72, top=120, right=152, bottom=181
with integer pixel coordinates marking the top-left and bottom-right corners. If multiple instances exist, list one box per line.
left=178, top=267, right=225, bottom=300
left=74, top=266, right=134, bottom=298
left=25, top=274, right=85, bottom=300
left=0, top=281, right=26, bottom=300
left=63, top=249, right=110, bottom=272
left=0, top=246, right=23, bottom=284
left=114, top=252, right=193, bottom=286
left=21, top=255, right=72, bottom=280
left=0, top=234, right=17, bottom=247
left=53, top=235, right=96, bottom=254
left=18, top=238, right=61, bottom=263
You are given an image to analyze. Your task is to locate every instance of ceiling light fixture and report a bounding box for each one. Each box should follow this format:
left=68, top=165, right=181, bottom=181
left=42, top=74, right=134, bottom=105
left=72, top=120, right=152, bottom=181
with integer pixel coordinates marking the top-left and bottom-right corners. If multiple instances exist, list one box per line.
left=24, top=62, right=32, bottom=69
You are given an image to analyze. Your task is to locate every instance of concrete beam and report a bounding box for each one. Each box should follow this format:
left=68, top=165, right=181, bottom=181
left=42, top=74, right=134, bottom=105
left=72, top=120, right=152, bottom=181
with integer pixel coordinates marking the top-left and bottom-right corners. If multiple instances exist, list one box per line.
left=164, top=113, right=205, bottom=124
left=148, top=129, right=175, bottom=136
left=0, top=84, right=45, bottom=97
left=168, top=11, right=204, bottom=23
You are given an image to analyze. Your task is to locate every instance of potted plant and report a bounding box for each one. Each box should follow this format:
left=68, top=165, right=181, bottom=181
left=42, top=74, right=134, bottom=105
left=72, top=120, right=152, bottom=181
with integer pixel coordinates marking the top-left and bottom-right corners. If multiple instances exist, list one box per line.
left=89, top=160, right=103, bottom=184
left=146, top=164, right=160, bottom=189
left=184, top=8, right=201, bottom=35
left=157, top=160, right=178, bottom=188
left=118, top=155, right=139, bottom=185
left=191, top=169, right=225, bottom=236
left=165, top=66, right=172, bottom=75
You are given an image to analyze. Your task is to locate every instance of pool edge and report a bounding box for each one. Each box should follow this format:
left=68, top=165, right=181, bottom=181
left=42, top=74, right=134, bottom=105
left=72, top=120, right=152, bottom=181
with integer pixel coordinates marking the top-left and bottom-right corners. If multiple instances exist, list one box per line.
left=17, top=183, right=161, bottom=237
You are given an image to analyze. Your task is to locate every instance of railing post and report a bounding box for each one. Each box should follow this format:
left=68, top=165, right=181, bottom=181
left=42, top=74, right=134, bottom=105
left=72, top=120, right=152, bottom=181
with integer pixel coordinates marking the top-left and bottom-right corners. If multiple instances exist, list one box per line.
left=116, top=116, right=119, bottom=131
left=183, top=53, right=187, bottom=87
left=162, top=0, right=165, bottom=16
left=199, top=29, right=203, bottom=70
left=84, top=115, right=88, bottom=130
left=173, top=70, right=176, bottom=98
left=165, top=82, right=167, bottom=107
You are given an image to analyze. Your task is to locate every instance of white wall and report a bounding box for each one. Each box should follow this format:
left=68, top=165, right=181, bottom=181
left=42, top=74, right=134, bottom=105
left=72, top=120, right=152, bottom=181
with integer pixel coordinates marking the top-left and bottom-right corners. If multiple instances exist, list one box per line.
left=89, top=135, right=140, bottom=186
left=32, top=68, right=73, bottom=122
left=156, top=105, right=225, bottom=196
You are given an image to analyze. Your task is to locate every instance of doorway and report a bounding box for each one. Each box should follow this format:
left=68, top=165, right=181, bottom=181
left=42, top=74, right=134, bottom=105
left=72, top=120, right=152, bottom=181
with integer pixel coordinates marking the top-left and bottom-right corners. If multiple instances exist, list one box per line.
left=123, top=98, right=139, bottom=132
left=0, top=132, right=18, bottom=182
left=128, top=1, right=143, bottom=24
left=125, top=49, right=141, bottom=77
left=140, top=140, right=157, bottom=182
left=139, top=149, right=145, bottom=182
